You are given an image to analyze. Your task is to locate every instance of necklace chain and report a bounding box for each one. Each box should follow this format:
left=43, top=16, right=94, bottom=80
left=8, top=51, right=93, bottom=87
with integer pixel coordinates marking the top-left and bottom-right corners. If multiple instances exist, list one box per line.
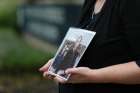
left=92, top=0, right=106, bottom=19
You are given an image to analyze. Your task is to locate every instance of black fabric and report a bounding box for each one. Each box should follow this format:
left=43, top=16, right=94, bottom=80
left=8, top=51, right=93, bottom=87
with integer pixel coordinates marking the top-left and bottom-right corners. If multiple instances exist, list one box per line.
left=59, top=0, right=140, bottom=93
left=136, top=60, right=140, bottom=67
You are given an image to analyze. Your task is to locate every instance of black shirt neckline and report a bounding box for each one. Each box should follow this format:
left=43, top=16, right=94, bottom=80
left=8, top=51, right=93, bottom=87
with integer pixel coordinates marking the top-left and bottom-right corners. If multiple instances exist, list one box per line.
left=81, top=0, right=108, bottom=31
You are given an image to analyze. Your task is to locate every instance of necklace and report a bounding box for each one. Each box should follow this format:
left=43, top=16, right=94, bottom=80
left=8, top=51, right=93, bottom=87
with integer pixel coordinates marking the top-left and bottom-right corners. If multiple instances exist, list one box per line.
left=92, top=0, right=106, bottom=19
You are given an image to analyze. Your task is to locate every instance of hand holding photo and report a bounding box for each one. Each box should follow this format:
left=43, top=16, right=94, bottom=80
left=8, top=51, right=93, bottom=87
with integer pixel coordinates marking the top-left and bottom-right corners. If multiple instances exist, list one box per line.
left=48, top=27, right=96, bottom=80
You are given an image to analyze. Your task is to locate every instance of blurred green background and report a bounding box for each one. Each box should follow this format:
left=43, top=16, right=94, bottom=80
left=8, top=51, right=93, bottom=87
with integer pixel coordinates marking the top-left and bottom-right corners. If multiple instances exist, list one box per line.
left=0, top=0, right=53, bottom=73
left=0, top=0, right=83, bottom=93
left=0, top=0, right=55, bottom=93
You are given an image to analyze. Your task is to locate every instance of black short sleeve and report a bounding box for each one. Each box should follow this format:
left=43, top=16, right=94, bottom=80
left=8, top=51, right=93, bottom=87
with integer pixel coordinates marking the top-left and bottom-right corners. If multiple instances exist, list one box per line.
left=136, top=60, right=140, bottom=67
left=121, top=0, right=140, bottom=67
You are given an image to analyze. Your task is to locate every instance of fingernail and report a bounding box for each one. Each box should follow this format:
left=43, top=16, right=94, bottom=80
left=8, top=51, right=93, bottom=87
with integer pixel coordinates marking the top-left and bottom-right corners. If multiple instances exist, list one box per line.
left=39, top=68, right=43, bottom=71
left=39, top=67, right=45, bottom=71
left=48, top=74, right=55, bottom=80
left=65, top=69, right=70, bottom=74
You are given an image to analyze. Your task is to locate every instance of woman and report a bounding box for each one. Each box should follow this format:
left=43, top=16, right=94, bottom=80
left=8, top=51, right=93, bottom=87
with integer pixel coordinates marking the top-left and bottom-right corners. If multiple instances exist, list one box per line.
left=40, top=0, right=140, bottom=93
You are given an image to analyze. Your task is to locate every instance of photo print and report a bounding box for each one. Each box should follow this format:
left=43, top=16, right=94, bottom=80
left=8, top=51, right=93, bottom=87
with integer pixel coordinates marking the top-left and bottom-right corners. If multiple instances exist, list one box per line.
left=48, top=27, right=96, bottom=80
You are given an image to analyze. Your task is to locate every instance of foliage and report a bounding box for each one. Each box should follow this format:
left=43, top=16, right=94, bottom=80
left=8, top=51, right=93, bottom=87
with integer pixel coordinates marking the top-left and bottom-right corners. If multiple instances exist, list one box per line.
left=0, top=0, right=18, bottom=27
left=0, top=28, right=53, bottom=73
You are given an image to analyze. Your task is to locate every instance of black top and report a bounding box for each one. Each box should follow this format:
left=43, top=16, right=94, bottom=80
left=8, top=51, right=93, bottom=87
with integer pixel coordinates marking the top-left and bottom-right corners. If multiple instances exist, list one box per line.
left=59, top=0, right=140, bottom=93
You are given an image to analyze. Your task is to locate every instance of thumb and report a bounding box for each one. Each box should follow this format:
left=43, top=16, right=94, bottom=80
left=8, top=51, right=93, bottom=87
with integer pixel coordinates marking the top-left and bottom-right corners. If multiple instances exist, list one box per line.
left=65, top=67, right=82, bottom=74
left=39, top=59, right=53, bottom=72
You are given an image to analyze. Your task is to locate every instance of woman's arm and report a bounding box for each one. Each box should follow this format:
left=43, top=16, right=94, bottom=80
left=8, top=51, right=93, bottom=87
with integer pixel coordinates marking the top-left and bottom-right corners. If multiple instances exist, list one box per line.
left=90, top=62, right=140, bottom=84
left=40, top=59, right=140, bottom=84
left=58, top=61, right=140, bottom=84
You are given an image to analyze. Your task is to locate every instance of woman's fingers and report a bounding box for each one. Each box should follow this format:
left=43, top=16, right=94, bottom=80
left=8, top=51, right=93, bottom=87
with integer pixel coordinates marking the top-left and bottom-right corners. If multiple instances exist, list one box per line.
left=43, top=71, right=55, bottom=80
left=43, top=71, right=49, bottom=77
left=54, top=76, right=67, bottom=84
left=39, top=58, right=57, bottom=81
left=40, top=60, right=93, bottom=84
left=39, top=59, right=54, bottom=72
left=43, top=70, right=67, bottom=83
left=66, top=68, right=80, bottom=74
left=66, top=67, right=90, bottom=75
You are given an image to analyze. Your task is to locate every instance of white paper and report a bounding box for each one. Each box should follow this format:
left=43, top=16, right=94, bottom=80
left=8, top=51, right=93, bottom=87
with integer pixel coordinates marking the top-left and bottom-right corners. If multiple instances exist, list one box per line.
left=48, top=27, right=96, bottom=80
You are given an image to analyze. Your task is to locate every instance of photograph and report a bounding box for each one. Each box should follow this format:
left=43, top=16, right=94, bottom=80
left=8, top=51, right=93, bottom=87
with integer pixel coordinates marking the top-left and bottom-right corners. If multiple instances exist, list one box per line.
left=48, top=27, right=96, bottom=80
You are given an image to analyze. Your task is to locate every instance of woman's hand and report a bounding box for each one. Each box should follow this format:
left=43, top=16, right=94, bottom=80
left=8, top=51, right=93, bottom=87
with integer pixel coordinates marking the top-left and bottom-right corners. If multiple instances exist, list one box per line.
left=53, top=67, right=98, bottom=84
left=39, top=61, right=97, bottom=84
left=65, top=67, right=95, bottom=83
left=40, top=61, right=140, bottom=84
left=39, top=58, right=55, bottom=79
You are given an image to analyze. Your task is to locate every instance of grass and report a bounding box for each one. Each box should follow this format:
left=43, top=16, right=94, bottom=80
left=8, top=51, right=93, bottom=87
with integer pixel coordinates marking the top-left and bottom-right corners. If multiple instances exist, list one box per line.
left=0, top=1, right=57, bottom=92
left=0, top=74, right=57, bottom=93
left=0, top=27, right=53, bottom=73
left=0, top=0, right=18, bottom=26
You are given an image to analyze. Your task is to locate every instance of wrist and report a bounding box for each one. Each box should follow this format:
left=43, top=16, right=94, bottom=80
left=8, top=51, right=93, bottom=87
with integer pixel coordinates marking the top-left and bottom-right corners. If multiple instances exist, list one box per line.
left=89, top=69, right=112, bottom=83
